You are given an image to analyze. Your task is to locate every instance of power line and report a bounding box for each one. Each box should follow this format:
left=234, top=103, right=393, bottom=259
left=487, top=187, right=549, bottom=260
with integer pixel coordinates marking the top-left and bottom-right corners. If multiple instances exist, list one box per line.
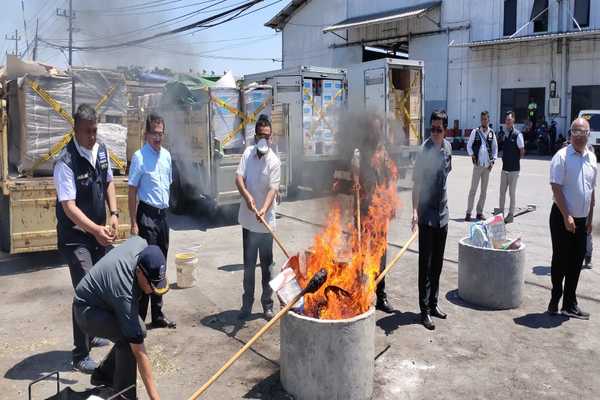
left=67, top=0, right=230, bottom=44
left=79, top=0, right=225, bottom=16
left=42, top=0, right=264, bottom=51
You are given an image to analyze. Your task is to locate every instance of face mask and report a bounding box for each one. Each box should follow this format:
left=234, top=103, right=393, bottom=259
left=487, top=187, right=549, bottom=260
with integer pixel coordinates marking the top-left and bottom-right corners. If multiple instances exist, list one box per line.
left=256, top=138, right=269, bottom=154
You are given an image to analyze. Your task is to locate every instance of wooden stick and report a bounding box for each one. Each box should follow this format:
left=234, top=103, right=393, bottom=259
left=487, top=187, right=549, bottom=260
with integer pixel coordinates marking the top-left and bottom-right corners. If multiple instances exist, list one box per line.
left=187, top=270, right=327, bottom=400
left=257, top=213, right=291, bottom=259
left=374, top=230, right=418, bottom=287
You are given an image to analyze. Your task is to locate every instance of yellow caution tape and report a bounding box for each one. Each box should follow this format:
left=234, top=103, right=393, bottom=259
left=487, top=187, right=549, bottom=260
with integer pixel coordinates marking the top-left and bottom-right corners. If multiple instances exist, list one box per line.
left=27, top=78, right=74, bottom=125
left=221, top=95, right=274, bottom=147
left=27, top=81, right=126, bottom=175
left=304, top=87, right=343, bottom=138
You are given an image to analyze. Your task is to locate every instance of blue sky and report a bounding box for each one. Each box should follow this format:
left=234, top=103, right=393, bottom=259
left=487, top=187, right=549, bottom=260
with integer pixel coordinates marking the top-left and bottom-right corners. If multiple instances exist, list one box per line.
left=1, top=0, right=286, bottom=75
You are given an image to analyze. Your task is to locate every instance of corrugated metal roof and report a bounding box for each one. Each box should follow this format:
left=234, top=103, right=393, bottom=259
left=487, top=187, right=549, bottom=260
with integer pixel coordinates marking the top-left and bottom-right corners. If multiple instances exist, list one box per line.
left=323, top=1, right=441, bottom=33
left=449, top=28, right=600, bottom=48
left=265, top=0, right=311, bottom=30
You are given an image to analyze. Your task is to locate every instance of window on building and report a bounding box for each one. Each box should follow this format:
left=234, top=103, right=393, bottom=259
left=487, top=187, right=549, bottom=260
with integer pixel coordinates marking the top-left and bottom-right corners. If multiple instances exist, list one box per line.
left=573, top=0, right=590, bottom=29
left=503, top=0, right=517, bottom=36
left=571, top=86, right=600, bottom=122
left=531, top=0, right=549, bottom=32
left=500, top=88, right=546, bottom=125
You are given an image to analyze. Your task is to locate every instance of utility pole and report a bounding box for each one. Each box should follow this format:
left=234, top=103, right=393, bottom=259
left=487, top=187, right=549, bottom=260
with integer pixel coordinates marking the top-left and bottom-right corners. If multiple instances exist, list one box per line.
left=5, top=29, right=21, bottom=55
left=57, top=1, right=76, bottom=111
left=32, top=18, right=39, bottom=61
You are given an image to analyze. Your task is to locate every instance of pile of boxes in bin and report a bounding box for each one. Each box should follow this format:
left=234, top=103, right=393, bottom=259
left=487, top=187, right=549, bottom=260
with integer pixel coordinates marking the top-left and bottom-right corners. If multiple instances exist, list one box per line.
left=469, top=214, right=523, bottom=250
left=302, top=78, right=344, bottom=156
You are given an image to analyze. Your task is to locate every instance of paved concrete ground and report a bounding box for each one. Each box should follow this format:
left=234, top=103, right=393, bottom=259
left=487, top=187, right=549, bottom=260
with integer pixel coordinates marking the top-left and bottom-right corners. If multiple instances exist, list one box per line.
left=1, top=153, right=599, bottom=399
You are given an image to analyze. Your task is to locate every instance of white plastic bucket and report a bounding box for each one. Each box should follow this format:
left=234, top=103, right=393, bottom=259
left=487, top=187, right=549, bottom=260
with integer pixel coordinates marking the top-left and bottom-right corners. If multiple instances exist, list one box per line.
left=176, top=253, right=198, bottom=288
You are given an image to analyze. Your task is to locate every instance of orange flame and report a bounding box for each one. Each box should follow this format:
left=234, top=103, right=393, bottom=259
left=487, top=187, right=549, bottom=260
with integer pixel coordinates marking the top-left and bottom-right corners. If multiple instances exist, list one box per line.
left=293, top=147, right=399, bottom=320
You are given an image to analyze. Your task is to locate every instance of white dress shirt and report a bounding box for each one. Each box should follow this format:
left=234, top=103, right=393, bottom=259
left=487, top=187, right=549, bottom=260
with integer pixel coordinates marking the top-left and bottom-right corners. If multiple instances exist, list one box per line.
left=236, top=145, right=281, bottom=233
left=550, top=144, right=597, bottom=218
left=467, top=127, right=498, bottom=167
left=54, top=139, right=113, bottom=202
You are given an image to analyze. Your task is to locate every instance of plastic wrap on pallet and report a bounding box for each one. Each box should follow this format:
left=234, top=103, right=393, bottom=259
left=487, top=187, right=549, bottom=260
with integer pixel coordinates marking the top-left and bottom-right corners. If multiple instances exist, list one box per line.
left=8, top=74, right=73, bottom=174
left=97, top=123, right=127, bottom=163
left=72, top=67, right=127, bottom=120
left=302, top=78, right=343, bottom=157
left=210, top=87, right=243, bottom=150
left=242, top=85, right=272, bottom=140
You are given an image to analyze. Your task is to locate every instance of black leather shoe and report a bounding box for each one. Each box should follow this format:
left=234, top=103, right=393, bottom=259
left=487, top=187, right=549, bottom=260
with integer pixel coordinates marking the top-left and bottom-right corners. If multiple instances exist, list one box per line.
left=150, top=317, right=177, bottom=329
left=375, top=298, right=394, bottom=313
left=465, top=214, right=472, bottom=222
left=421, top=313, right=435, bottom=330
left=547, top=299, right=559, bottom=315
left=476, top=213, right=486, bottom=221
left=238, top=307, right=251, bottom=320
left=430, top=306, right=447, bottom=319
left=561, top=305, right=590, bottom=320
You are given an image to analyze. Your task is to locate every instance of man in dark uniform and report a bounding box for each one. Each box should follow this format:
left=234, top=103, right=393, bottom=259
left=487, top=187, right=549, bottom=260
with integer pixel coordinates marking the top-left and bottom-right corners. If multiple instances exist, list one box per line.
left=54, top=103, right=118, bottom=373
left=128, top=113, right=175, bottom=329
left=412, top=110, right=453, bottom=330
left=359, top=116, right=395, bottom=313
left=74, top=236, right=168, bottom=399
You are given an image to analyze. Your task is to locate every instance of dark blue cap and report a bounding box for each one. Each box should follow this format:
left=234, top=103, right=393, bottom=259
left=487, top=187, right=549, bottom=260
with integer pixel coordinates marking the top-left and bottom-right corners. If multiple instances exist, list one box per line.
left=138, top=245, right=168, bottom=295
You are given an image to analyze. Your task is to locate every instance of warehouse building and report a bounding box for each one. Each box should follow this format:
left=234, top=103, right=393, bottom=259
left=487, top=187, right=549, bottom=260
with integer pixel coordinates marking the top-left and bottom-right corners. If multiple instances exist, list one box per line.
left=266, top=0, right=600, bottom=134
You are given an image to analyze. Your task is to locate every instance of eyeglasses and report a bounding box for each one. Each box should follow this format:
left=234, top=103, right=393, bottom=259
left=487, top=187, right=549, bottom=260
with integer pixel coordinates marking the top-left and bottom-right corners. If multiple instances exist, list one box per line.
left=147, top=131, right=164, bottom=137
left=570, top=129, right=590, bottom=137
left=430, top=127, right=444, bottom=134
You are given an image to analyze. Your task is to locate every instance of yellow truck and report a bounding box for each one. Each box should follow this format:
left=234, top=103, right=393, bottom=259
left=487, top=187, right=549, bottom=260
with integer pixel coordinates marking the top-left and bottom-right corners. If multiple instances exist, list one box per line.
left=0, top=78, right=131, bottom=255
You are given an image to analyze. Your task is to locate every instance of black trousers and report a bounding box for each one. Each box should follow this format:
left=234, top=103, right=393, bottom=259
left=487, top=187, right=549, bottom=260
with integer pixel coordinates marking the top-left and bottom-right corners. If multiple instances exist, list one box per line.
left=137, top=202, right=169, bottom=322
left=75, top=304, right=145, bottom=400
left=59, top=241, right=106, bottom=363
left=549, top=204, right=587, bottom=309
left=418, top=224, right=448, bottom=313
left=242, top=228, right=274, bottom=311
left=376, top=249, right=387, bottom=300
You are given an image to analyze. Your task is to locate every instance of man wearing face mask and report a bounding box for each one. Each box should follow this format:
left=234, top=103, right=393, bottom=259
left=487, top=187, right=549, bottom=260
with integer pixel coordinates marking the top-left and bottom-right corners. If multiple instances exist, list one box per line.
left=235, top=115, right=281, bottom=321
left=128, top=113, right=176, bottom=329
left=54, top=103, right=118, bottom=374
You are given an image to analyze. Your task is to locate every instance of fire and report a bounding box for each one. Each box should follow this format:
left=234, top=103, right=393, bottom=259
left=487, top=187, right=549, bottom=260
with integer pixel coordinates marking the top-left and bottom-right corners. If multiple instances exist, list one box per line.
left=292, top=147, right=399, bottom=320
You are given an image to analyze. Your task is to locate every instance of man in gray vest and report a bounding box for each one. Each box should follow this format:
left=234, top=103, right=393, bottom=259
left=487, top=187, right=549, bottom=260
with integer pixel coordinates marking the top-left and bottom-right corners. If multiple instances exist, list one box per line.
left=466, top=111, right=498, bottom=221
left=54, top=104, right=118, bottom=373
left=498, top=111, right=525, bottom=223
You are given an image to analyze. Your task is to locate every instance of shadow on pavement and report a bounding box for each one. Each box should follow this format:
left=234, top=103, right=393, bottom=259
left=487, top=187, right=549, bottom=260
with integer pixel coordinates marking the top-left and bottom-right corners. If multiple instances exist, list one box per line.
left=218, top=264, right=245, bottom=272
left=243, top=371, right=293, bottom=399
left=532, top=266, right=551, bottom=276
left=4, top=350, right=77, bottom=385
left=200, top=310, right=279, bottom=367
left=513, top=312, right=568, bottom=329
left=0, top=251, right=64, bottom=277
left=445, top=289, right=491, bottom=311
left=376, top=311, right=421, bottom=336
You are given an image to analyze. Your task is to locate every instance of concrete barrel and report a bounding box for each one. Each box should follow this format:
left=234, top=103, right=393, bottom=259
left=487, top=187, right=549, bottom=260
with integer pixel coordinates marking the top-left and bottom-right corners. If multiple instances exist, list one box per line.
left=458, top=237, right=526, bottom=309
left=280, top=308, right=375, bottom=400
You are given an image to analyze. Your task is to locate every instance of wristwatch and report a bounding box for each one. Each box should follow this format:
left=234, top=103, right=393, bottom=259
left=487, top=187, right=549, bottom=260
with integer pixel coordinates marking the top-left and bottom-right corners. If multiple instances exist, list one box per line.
left=110, top=210, right=120, bottom=218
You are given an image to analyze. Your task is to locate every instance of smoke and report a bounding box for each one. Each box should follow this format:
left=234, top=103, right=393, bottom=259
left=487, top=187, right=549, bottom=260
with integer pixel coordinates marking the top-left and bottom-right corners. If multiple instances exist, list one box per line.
left=73, top=0, right=204, bottom=72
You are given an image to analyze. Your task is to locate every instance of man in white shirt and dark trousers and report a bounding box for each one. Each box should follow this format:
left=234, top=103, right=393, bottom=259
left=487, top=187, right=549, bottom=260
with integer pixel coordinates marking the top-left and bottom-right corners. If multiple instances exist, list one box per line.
left=54, top=104, right=117, bottom=373
left=498, top=111, right=525, bottom=223
left=466, top=111, right=498, bottom=221
left=548, top=117, right=597, bottom=319
left=235, top=115, right=281, bottom=321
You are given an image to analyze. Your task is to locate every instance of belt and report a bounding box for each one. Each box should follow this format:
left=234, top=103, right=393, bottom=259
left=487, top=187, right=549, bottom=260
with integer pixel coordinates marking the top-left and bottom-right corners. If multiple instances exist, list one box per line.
left=139, top=201, right=168, bottom=217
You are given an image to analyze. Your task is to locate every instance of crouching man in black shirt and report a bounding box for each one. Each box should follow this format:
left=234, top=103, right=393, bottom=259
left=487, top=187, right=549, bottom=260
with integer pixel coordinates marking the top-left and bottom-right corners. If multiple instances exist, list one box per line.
left=74, top=236, right=169, bottom=400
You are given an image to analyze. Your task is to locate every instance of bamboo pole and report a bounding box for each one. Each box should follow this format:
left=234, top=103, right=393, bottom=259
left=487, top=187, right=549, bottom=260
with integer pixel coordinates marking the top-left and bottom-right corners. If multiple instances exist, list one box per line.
left=375, top=230, right=418, bottom=287
left=187, top=269, right=327, bottom=400
left=257, top=212, right=291, bottom=259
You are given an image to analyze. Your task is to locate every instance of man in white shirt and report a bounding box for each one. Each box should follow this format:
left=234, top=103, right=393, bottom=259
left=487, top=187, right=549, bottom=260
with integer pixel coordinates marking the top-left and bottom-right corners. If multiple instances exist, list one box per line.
left=465, top=111, right=498, bottom=221
left=53, top=104, right=118, bottom=373
left=235, top=115, right=281, bottom=321
left=548, top=117, right=597, bottom=319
